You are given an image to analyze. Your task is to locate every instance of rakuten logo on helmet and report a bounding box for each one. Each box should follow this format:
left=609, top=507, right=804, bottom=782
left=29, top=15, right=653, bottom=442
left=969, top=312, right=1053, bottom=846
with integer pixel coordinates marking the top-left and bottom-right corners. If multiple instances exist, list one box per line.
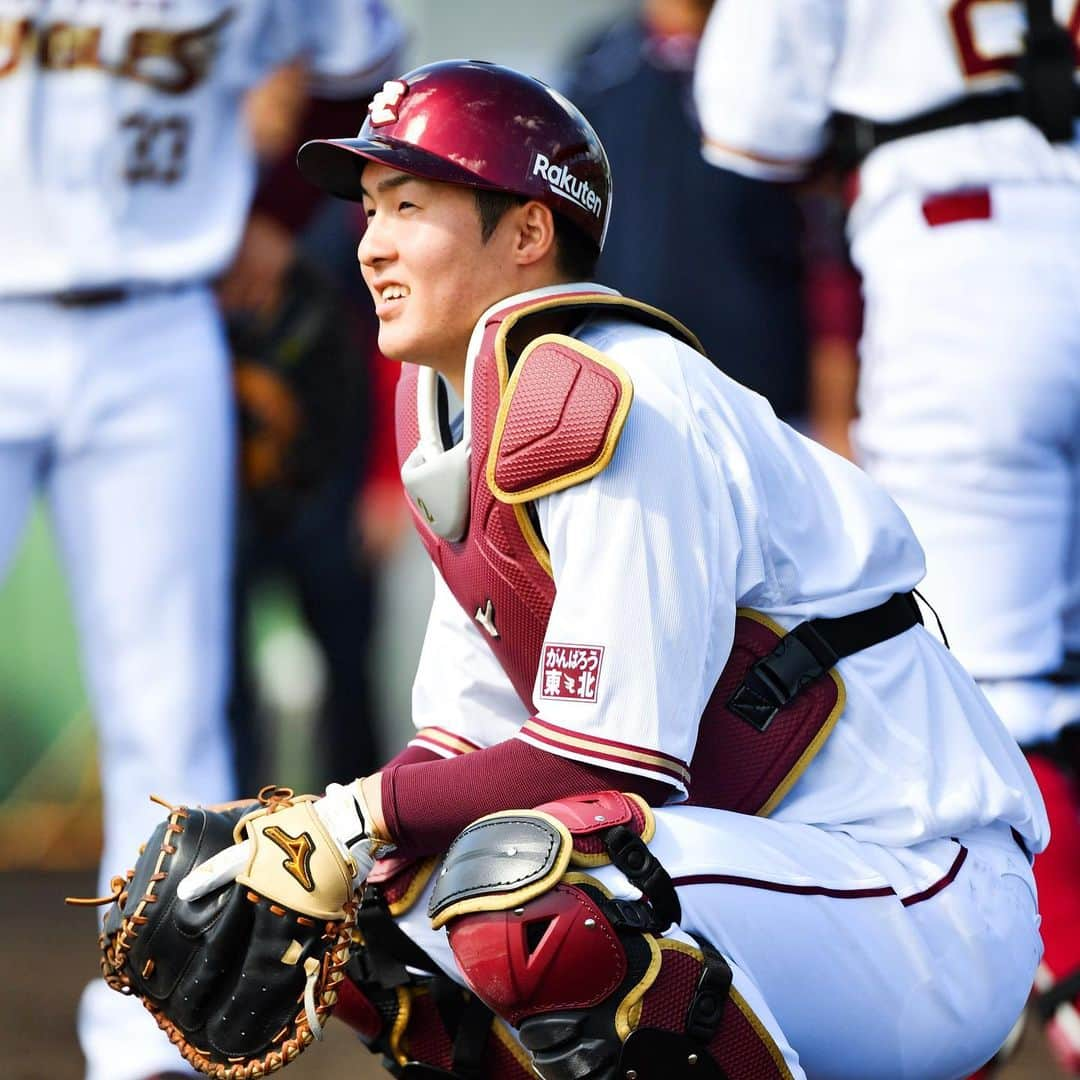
left=531, top=153, right=603, bottom=218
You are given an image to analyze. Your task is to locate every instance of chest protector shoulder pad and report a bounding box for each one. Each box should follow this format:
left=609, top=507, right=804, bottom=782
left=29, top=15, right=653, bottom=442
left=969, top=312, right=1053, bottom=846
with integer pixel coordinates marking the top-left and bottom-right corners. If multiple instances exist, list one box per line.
left=486, top=334, right=633, bottom=504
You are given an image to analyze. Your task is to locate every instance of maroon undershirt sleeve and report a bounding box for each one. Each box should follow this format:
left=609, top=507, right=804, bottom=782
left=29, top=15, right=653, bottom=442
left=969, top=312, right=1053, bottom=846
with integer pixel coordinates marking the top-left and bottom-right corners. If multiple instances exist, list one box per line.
left=381, top=738, right=675, bottom=856
left=379, top=742, right=442, bottom=770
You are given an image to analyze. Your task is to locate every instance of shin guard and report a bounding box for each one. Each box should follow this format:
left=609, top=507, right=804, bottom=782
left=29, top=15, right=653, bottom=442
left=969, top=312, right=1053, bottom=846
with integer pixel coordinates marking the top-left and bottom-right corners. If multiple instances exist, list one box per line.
left=339, top=854, right=534, bottom=1079
left=430, top=793, right=792, bottom=1080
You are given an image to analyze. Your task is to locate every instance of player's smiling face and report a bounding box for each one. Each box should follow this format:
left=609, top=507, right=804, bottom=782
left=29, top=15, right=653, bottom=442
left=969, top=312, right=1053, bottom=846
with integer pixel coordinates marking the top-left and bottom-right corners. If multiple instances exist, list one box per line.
left=358, top=164, right=525, bottom=383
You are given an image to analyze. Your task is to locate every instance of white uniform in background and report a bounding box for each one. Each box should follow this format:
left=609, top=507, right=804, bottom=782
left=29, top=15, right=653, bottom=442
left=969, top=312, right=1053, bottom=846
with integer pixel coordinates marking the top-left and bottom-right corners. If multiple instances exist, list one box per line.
left=693, top=0, right=1080, bottom=746
left=0, top=3, right=400, bottom=1078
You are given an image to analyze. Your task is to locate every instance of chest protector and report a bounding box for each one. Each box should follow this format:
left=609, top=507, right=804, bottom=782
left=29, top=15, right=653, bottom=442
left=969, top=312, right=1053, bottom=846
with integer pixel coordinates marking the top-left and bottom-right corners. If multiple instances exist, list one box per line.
left=395, top=292, right=845, bottom=817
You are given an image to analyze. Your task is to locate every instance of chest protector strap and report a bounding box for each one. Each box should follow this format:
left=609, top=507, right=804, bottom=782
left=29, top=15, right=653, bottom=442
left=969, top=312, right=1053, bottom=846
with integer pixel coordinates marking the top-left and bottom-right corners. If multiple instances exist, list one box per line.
left=729, top=591, right=923, bottom=731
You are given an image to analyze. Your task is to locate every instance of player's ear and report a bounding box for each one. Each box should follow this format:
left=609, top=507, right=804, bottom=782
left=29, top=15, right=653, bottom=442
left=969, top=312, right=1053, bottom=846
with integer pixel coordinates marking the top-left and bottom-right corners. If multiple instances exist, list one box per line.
left=511, top=201, right=557, bottom=269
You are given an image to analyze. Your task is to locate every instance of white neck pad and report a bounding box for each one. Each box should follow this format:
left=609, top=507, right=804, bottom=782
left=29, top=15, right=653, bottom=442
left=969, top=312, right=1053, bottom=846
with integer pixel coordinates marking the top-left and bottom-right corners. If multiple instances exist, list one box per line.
left=400, top=369, right=471, bottom=541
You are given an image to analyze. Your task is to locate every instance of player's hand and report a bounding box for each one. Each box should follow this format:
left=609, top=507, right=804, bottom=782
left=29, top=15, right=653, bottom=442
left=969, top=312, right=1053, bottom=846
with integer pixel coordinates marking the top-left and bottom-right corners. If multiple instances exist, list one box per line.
left=177, top=781, right=379, bottom=903
left=355, top=480, right=412, bottom=564
left=217, top=211, right=295, bottom=318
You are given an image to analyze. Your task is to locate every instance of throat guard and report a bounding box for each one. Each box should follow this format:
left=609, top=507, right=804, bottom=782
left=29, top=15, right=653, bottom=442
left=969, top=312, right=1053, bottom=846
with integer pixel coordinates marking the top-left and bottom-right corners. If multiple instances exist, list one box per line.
left=399, top=368, right=471, bottom=541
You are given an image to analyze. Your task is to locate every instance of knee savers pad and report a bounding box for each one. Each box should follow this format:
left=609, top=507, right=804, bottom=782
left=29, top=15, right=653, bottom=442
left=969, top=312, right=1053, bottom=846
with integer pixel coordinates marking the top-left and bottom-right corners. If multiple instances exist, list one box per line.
left=338, top=854, right=534, bottom=1079
left=428, top=792, right=792, bottom=1080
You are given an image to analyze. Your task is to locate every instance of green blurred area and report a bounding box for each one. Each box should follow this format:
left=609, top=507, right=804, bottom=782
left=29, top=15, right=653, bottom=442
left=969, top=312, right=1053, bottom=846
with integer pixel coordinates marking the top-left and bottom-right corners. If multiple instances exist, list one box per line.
left=0, top=505, right=325, bottom=866
left=0, top=506, right=91, bottom=805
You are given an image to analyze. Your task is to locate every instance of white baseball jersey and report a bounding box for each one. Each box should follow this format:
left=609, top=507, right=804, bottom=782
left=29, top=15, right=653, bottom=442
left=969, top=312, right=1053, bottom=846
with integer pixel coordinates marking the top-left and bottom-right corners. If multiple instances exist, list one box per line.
left=408, top=283, right=1049, bottom=856
left=694, top=0, right=1080, bottom=223
left=0, top=0, right=402, bottom=294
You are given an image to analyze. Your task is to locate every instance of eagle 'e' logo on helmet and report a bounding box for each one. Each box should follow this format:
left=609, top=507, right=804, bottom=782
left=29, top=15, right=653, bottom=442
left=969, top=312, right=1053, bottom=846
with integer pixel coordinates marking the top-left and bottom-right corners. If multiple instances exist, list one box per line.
left=531, top=153, right=603, bottom=218
left=368, top=79, right=408, bottom=126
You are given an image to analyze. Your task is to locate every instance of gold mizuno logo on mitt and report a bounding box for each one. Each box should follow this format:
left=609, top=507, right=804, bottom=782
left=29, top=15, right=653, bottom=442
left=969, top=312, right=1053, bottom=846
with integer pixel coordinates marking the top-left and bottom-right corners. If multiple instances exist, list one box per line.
left=264, top=826, right=316, bottom=892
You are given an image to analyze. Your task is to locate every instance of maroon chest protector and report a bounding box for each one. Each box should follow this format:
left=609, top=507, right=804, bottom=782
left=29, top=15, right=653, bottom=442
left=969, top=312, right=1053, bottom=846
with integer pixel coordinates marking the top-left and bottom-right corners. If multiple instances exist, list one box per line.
left=395, top=293, right=844, bottom=817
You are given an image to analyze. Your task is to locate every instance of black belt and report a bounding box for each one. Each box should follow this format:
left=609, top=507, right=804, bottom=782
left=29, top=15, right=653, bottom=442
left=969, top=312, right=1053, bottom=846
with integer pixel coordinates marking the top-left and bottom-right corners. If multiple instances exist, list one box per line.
left=729, top=592, right=924, bottom=731
left=832, top=86, right=1080, bottom=166
left=10, top=283, right=186, bottom=308
left=1050, top=651, right=1080, bottom=685
left=53, top=287, right=131, bottom=308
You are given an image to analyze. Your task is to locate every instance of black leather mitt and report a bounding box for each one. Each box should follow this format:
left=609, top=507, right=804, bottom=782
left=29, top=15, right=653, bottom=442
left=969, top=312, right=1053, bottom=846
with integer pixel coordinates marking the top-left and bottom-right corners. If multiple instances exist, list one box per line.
left=88, top=792, right=357, bottom=1078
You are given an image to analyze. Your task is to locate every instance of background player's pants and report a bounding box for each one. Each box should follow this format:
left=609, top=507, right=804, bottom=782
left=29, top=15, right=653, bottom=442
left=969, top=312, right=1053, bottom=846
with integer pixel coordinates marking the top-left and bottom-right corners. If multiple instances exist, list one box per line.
left=852, top=182, right=1080, bottom=746
left=394, top=808, right=1039, bottom=1080
left=0, top=287, right=237, bottom=1080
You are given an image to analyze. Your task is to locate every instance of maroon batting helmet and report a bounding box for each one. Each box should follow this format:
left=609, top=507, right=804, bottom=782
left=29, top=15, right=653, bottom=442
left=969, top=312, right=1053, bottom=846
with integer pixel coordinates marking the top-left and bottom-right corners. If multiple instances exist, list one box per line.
left=296, top=59, right=612, bottom=250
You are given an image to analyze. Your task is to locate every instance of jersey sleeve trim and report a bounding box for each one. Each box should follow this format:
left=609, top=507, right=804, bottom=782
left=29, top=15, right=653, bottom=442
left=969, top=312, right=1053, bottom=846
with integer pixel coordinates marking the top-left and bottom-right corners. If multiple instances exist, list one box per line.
left=487, top=334, right=633, bottom=505
left=517, top=716, right=691, bottom=789
left=702, top=137, right=812, bottom=182
left=409, top=726, right=482, bottom=759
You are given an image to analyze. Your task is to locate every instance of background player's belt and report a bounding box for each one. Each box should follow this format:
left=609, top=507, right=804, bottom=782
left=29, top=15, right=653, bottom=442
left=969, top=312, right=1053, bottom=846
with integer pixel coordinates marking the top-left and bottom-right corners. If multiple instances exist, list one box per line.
left=53, top=287, right=131, bottom=308
left=25, top=283, right=188, bottom=308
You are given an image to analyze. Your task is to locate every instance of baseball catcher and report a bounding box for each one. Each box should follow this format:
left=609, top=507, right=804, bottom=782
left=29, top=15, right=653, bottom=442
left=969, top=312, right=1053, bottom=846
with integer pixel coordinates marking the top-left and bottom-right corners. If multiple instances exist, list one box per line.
left=71, top=58, right=1048, bottom=1080
left=69, top=784, right=378, bottom=1078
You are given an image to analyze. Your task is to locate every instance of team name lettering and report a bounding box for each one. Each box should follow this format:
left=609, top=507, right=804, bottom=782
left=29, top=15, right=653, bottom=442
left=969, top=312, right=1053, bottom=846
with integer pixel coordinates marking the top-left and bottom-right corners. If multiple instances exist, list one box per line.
left=0, top=10, right=231, bottom=93
left=531, top=153, right=603, bottom=218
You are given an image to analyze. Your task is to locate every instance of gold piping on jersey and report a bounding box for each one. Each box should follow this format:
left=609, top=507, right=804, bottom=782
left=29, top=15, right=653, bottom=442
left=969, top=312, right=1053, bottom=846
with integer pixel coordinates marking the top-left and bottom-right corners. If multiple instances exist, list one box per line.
left=409, top=726, right=481, bottom=758
left=519, top=716, right=692, bottom=788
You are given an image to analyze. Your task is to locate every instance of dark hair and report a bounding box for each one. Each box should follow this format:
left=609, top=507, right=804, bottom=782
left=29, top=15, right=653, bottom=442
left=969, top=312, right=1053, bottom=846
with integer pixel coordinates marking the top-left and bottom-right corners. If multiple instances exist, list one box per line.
left=473, top=189, right=600, bottom=281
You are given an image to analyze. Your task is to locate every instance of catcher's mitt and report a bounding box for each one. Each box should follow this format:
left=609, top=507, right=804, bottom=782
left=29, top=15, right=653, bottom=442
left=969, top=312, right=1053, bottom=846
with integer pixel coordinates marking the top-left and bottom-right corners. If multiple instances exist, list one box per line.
left=80, top=788, right=357, bottom=1079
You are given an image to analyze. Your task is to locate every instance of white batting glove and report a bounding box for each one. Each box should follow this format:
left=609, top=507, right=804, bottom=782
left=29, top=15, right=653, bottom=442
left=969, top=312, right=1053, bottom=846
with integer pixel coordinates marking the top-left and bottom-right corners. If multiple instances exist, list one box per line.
left=177, top=781, right=384, bottom=903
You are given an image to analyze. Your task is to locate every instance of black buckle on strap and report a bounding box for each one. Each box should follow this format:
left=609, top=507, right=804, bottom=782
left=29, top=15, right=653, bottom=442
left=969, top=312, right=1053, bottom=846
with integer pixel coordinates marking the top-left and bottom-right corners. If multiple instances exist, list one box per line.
left=730, top=626, right=837, bottom=732
left=685, top=942, right=733, bottom=1044
left=600, top=897, right=670, bottom=934
left=729, top=592, right=922, bottom=732
left=604, top=824, right=681, bottom=931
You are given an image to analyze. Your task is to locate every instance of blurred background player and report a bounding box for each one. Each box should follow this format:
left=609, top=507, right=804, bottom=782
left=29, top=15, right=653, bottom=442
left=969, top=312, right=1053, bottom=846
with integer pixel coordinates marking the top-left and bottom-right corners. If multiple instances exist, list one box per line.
left=0, top=3, right=402, bottom=1079
left=561, top=0, right=808, bottom=424
left=693, top=0, right=1080, bottom=1071
left=223, top=61, right=406, bottom=795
